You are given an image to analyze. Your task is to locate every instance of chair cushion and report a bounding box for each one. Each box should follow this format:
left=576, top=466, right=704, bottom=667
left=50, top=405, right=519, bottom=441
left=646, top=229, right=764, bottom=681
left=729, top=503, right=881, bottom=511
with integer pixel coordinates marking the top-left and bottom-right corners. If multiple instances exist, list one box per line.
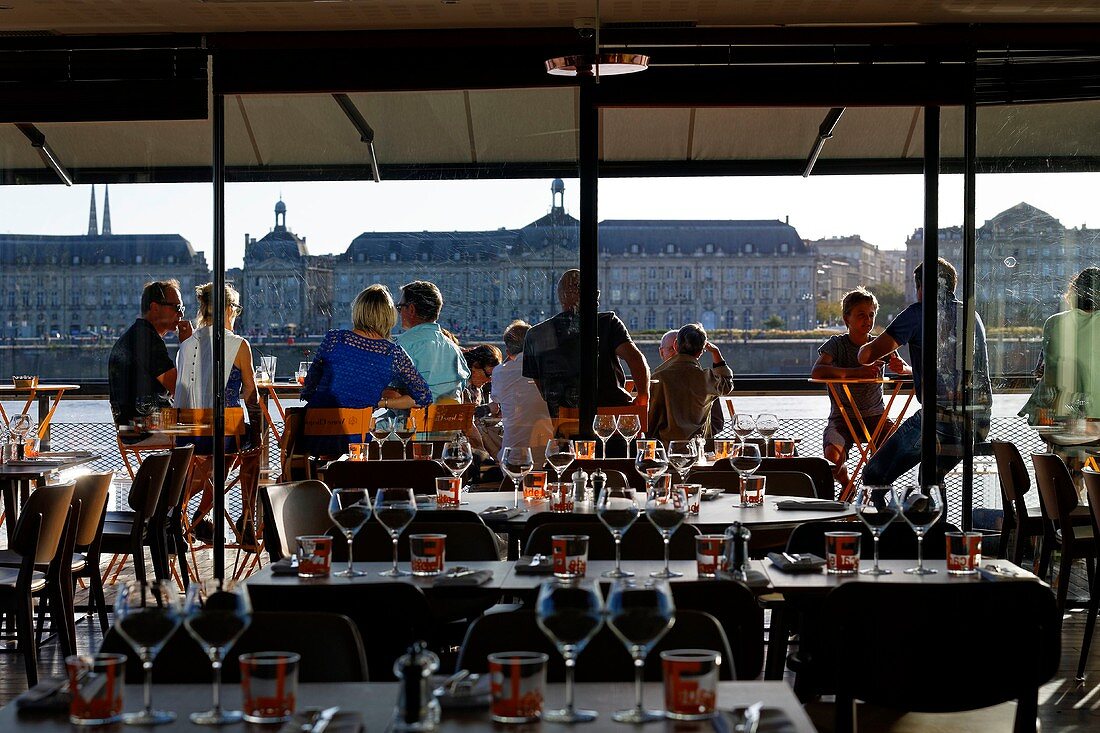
left=70, top=553, right=88, bottom=573
left=806, top=700, right=1020, bottom=733
left=0, top=567, right=47, bottom=593
left=1055, top=525, right=1095, bottom=550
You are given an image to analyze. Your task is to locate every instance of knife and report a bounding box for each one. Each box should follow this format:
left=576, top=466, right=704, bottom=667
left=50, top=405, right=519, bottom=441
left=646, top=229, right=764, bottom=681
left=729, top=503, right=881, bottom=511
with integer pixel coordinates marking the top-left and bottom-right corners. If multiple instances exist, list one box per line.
left=310, top=706, right=340, bottom=733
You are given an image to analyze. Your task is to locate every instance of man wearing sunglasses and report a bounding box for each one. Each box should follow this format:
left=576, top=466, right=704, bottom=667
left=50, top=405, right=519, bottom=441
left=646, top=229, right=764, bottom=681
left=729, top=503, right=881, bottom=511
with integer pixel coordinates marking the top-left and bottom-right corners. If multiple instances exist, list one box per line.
left=108, top=279, right=192, bottom=445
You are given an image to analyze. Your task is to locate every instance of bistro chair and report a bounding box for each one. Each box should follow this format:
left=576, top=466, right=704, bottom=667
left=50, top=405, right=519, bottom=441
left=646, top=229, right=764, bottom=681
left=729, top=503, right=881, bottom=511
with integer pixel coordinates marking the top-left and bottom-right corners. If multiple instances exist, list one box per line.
left=1078, top=467, right=1100, bottom=680
left=278, top=406, right=314, bottom=481
left=69, top=472, right=113, bottom=633
left=690, top=470, right=814, bottom=498
left=992, top=439, right=1048, bottom=570
left=333, top=520, right=503, bottom=562
left=100, top=452, right=171, bottom=586
left=553, top=459, right=648, bottom=491
left=1032, top=452, right=1096, bottom=613
left=322, top=458, right=448, bottom=494
left=523, top=520, right=701, bottom=561
left=786, top=519, right=959, bottom=561
left=705, top=457, right=836, bottom=499
left=670, top=580, right=766, bottom=680
left=260, top=480, right=332, bottom=562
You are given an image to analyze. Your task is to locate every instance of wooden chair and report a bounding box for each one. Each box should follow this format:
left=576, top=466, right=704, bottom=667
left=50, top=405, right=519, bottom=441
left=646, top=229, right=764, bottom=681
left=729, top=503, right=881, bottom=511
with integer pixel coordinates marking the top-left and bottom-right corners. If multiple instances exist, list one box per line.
left=100, top=452, right=171, bottom=586
left=116, top=433, right=174, bottom=480
left=690, top=470, right=814, bottom=497
left=703, top=457, right=836, bottom=499
left=992, top=439, right=1048, bottom=570
left=66, top=472, right=114, bottom=634
left=1032, top=452, right=1096, bottom=612
left=1079, top=468, right=1100, bottom=680
left=322, top=458, right=448, bottom=494
left=278, top=406, right=313, bottom=481
left=410, top=403, right=476, bottom=434
left=333, top=520, right=504, bottom=562
left=523, top=519, right=701, bottom=561
left=260, top=480, right=333, bottom=562
left=669, top=580, right=766, bottom=681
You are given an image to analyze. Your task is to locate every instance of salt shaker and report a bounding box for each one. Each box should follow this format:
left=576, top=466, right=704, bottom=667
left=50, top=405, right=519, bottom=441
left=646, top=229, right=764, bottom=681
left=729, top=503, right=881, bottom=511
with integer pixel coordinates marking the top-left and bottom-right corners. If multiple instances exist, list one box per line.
left=572, top=467, right=589, bottom=503
left=589, top=468, right=606, bottom=504
left=724, top=522, right=752, bottom=581
left=392, top=641, right=441, bottom=731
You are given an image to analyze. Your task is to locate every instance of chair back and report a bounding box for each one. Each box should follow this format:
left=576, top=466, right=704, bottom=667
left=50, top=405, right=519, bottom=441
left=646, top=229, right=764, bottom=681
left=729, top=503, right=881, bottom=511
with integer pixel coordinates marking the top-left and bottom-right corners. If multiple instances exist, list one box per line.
left=670, top=580, right=765, bottom=680
left=991, top=439, right=1032, bottom=529
left=71, top=472, right=113, bottom=548
left=1084, top=468, right=1100, bottom=537
left=689, top=470, right=813, bottom=498
left=786, top=519, right=959, bottom=560
left=127, top=452, right=172, bottom=520
left=176, top=407, right=246, bottom=436
left=334, top=520, right=502, bottom=562
left=1031, top=452, right=1081, bottom=531
left=410, top=403, right=476, bottom=433
left=279, top=406, right=311, bottom=481
left=13, top=480, right=76, bottom=564
left=524, top=521, right=700, bottom=561
left=703, top=457, right=835, bottom=499
left=597, top=403, right=648, bottom=434
left=303, top=407, right=373, bottom=443
left=154, top=445, right=194, bottom=524
left=322, top=459, right=447, bottom=493
left=554, top=459, right=648, bottom=490
left=263, top=480, right=333, bottom=559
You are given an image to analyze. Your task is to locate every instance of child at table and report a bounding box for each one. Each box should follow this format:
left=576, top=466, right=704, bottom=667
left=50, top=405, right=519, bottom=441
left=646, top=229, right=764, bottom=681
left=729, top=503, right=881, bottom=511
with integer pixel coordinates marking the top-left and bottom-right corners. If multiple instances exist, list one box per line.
left=811, top=287, right=909, bottom=489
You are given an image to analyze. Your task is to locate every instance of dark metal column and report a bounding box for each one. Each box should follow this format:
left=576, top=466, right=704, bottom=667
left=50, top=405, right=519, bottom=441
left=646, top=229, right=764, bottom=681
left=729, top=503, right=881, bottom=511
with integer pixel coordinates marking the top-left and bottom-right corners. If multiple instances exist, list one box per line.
left=212, top=93, right=227, bottom=578
left=578, top=80, right=598, bottom=437
left=920, top=106, right=940, bottom=488
left=961, top=88, right=978, bottom=530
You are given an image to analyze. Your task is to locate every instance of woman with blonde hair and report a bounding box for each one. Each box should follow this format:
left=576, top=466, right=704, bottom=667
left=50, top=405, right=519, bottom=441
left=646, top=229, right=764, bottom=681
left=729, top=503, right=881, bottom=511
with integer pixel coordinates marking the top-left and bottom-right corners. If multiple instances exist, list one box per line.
left=301, top=284, right=432, bottom=456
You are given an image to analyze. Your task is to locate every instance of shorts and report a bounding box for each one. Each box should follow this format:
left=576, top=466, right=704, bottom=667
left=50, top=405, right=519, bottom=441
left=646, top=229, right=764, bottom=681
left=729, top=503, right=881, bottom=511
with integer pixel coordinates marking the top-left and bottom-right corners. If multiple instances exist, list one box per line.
left=823, top=413, right=888, bottom=453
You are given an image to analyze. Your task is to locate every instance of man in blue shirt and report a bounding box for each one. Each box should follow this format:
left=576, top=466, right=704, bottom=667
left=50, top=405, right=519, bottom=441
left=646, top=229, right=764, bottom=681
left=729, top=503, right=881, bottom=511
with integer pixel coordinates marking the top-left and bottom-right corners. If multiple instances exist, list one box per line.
left=858, top=258, right=992, bottom=487
left=394, top=280, right=470, bottom=403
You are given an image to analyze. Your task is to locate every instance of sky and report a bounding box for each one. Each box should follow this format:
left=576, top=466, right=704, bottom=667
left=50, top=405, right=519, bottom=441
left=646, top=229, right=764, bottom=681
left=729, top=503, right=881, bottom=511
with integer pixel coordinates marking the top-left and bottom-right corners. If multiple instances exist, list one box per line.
left=2, top=172, right=1098, bottom=269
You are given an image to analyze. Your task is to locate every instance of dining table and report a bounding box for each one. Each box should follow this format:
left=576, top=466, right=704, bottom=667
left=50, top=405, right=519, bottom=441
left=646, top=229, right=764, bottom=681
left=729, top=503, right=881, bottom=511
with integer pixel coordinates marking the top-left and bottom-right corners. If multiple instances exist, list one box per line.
left=0, top=452, right=98, bottom=537
left=0, top=382, right=80, bottom=448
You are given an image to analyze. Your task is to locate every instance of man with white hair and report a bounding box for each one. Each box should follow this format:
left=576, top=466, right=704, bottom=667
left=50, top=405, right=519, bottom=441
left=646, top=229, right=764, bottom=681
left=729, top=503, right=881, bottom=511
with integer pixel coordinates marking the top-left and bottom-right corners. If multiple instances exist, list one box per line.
left=658, top=330, right=679, bottom=362
left=648, top=323, right=734, bottom=442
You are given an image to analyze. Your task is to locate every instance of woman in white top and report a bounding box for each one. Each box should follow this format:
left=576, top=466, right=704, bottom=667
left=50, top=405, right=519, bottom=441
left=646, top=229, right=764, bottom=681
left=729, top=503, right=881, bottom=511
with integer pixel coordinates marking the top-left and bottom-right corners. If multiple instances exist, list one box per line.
left=175, top=282, right=261, bottom=546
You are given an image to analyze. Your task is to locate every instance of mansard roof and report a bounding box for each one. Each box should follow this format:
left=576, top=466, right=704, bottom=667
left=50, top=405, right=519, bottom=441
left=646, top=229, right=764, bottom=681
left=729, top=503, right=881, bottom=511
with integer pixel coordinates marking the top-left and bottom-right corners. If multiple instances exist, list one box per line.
left=0, top=232, right=202, bottom=266
left=245, top=227, right=308, bottom=262
left=343, top=228, right=526, bottom=262
left=599, top=219, right=809, bottom=256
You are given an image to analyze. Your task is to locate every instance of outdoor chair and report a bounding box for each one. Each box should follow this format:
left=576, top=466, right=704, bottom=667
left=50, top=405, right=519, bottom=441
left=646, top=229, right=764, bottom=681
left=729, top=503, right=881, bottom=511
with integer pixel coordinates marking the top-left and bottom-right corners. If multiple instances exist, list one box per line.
left=260, top=480, right=332, bottom=562
left=786, top=519, right=959, bottom=561
left=278, top=406, right=314, bottom=482
left=669, top=580, right=766, bottom=680
left=1032, top=452, right=1096, bottom=612
left=68, top=472, right=113, bottom=633
left=704, top=457, right=836, bottom=499
left=1078, top=467, right=1100, bottom=680
left=523, top=520, right=701, bottom=561
left=322, top=457, right=448, bottom=494
left=689, top=470, right=814, bottom=497
left=332, top=520, right=503, bottom=562
left=99, top=452, right=171, bottom=586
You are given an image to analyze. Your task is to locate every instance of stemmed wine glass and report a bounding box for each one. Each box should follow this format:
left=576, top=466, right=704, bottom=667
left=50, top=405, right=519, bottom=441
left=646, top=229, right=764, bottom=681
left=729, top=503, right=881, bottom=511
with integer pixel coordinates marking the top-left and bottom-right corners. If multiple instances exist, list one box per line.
left=593, top=415, right=617, bottom=459
left=545, top=438, right=576, bottom=483
left=606, top=580, right=675, bottom=724
left=535, top=579, right=604, bottom=723
left=597, top=487, right=641, bottom=578
left=370, top=415, right=394, bottom=459
left=733, top=413, right=756, bottom=445
left=394, top=414, right=418, bottom=459
left=113, top=580, right=183, bottom=725
left=853, top=484, right=899, bottom=575
left=666, top=440, right=698, bottom=484
left=440, top=436, right=473, bottom=488
left=183, top=579, right=252, bottom=725
left=634, top=444, right=668, bottom=494
left=375, top=488, right=417, bottom=576
left=8, top=414, right=32, bottom=457
left=502, top=446, right=534, bottom=511
left=898, top=485, right=944, bottom=575
left=646, top=482, right=687, bottom=579
left=616, top=415, right=641, bottom=459
left=729, top=443, right=762, bottom=500
left=328, top=488, right=372, bottom=577
left=755, top=413, right=779, bottom=456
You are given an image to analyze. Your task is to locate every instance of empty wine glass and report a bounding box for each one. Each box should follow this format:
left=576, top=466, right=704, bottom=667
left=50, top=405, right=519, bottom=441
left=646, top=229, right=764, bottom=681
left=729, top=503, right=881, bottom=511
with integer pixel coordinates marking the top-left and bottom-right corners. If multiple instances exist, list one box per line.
left=597, top=487, right=641, bottom=578
left=634, top=444, right=668, bottom=494
left=646, top=482, right=687, bottom=578
left=732, top=413, right=756, bottom=445
left=183, top=579, right=252, bottom=725
left=328, top=488, right=372, bottom=577
left=616, top=415, right=641, bottom=459
left=113, top=580, right=182, bottom=725
left=8, top=414, right=32, bottom=456
left=440, top=436, right=473, bottom=487
left=593, top=415, right=617, bottom=459
left=606, top=580, right=675, bottom=724
left=853, top=484, right=898, bottom=575
left=370, top=415, right=394, bottom=459
left=502, top=446, right=534, bottom=511
left=536, top=579, right=604, bottom=723
left=898, top=485, right=944, bottom=575
left=375, top=488, right=417, bottom=576
left=546, top=438, right=576, bottom=483
left=394, top=414, right=418, bottom=459
left=666, top=440, right=698, bottom=484
left=755, top=413, right=780, bottom=456
left=729, top=443, right=762, bottom=499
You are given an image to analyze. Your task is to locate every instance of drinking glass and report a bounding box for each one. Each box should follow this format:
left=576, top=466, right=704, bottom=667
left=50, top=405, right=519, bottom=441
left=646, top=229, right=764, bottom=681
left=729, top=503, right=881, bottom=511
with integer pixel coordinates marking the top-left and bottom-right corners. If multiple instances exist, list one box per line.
left=898, top=485, right=944, bottom=575
left=9, top=414, right=32, bottom=456
left=370, top=415, right=394, bottom=459
left=394, top=414, right=418, bottom=459
left=616, top=415, right=641, bottom=458
left=853, top=484, right=899, bottom=575
left=113, top=580, right=182, bottom=726
left=546, top=438, right=576, bottom=483
left=666, top=440, right=698, bottom=484
left=646, top=483, right=687, bottom=578
left=502, top=446, right=534, bottom=511
left=535, top=579, right=604, bottom=723
left=593, top=415, right=617, bottom=459
left=755, top=413, right=779, bottom=456
left=634, top=444, right=669, bottom=494
left=440, top=436, right=473, bottom=486
left=606, top=580, right=675, bottom=724
left=732, top=413, right=756, bottom=445
left=328, top=488, right=372, bottom=577
left=375, top=488, right=417, bottom=576
left=296, top=361, right=311, bottom=385
left=729, top=443, right=762, bottom=498
left=597, top=487, right=641, bottom=578
left=183, top=579, right=252, bottom=725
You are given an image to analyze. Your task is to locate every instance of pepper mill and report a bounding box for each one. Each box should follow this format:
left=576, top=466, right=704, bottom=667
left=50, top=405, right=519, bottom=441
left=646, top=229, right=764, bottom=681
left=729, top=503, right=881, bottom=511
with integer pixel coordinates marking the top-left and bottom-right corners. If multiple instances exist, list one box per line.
left=392, top=641, right=441, bottom=731
left=724, top=521, right=752, bottom=581
left=588, top=467, right=606, bottom=503
left=572, top=466, right=589, bottom=503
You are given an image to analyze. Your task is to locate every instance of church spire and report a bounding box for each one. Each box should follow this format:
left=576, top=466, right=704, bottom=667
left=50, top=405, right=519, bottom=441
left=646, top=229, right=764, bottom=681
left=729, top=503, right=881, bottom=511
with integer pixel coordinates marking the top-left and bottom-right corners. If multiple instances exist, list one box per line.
left=87, top=186, right=99, bottom=236
left=102, top=184, right=112, bottom=235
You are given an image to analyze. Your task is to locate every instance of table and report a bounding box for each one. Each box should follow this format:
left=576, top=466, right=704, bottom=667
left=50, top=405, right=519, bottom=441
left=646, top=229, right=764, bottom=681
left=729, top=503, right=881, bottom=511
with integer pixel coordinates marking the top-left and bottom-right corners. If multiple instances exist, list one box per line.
left=1, top=681, right=818, bottom=732
left=1033, top=425, right=1100, bottom=473
left=0, top=383, right=80, bottom=448
left=808, top=377, right=914, bottom=501
left=0, top=453, right=98, bottom=537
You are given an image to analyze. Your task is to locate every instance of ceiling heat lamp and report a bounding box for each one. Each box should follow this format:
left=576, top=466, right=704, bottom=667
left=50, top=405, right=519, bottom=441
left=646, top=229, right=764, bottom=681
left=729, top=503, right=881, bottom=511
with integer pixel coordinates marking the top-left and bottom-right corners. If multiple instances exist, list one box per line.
left=544, top=0, right=648, bottom=79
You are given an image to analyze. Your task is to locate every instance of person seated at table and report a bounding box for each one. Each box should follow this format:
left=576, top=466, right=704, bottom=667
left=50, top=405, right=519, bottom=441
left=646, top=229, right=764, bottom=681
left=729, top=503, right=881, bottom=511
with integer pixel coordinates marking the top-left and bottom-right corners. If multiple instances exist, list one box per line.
left=393, top=280, right=470, bottom=404
left=658, top=329, right=679, bottom=362
left=489, top=320, right=554, bottom=464
left=108, top=279, right=192, bottom=448
left=811, top=287, right=908, bottom=490
left=658, top=325, right=727, bottom=440
left=462, top=344, right=503, bottom=406
left=301, top=284, right=432, bottom=457
left=648, top=323, right=734, bottom=442
left=174, top=282, right=261, bottom=545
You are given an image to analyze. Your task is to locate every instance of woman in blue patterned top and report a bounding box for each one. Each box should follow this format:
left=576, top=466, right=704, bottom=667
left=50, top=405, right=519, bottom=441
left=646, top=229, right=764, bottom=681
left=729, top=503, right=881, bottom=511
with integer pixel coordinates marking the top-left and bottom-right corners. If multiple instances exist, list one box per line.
left=300, top=284, right=432, bottom=456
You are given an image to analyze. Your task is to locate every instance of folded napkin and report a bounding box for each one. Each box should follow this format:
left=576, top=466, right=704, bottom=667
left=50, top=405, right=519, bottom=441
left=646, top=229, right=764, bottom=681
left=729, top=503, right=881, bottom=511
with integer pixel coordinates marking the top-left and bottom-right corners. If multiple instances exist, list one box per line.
left=478, top=506, right=524, bottom=521
left=270, top=558, right=300, bottom=576
left=14, top=677, right=69, bottom=712
left=717, top=569, right=770, bottom=588
left=767, top=552, right=826, bottom=573
left=433, top=569, right=493, bottom=587
left=727, top=706, right=798, bottom=733
left=774, top=499, right=848, bottom=512
left=278, top=708, right=363, bottom=733
left=514, top=555, right=554, bottom=575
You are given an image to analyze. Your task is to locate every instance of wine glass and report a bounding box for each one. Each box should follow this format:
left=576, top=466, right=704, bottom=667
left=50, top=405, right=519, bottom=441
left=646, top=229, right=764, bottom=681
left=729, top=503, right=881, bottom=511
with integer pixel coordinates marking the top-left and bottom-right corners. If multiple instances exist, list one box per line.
left=853, top=484, right=899, bottom=575
left=597, top=487, right=642, bottom=578
left=113, top=580, right=183, bottom=725
left=297, top=361, right=311, bottom=385
left=183, top=579, right=252, bottom=725
left=328, top=488, right=372, bottom=577
left=616, top=415, right=641, bottom=459
left=729, top=443, right=762, bottom=500
left=755, top=413, right=780, bottom=456
left=9, top=414, right=32, bottom=455
left=732, top=413, right=756, bottom=445
left=593, top=415, right=617, bottom=459
left=535, top=579, right=605, bottom=723
left=375, top=488, right=417, bottom=577
left=370, top=415, right=394, bottom=459
left=898, top=485, right=944, bottom=575
left=645, top=482, right=687, bottom=579
left=394, top=414, right=418, bottom=459
left=440, top=436, right=473, bottom=487
left=606, top=580, right=675, bottom=724
left=666, top=440, right=698, bottom=484
left=634, top=445, right=669, bottom=494
left=545, top=438, right=576, bottom=483
left=502, top=446, right=534, bottom=511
